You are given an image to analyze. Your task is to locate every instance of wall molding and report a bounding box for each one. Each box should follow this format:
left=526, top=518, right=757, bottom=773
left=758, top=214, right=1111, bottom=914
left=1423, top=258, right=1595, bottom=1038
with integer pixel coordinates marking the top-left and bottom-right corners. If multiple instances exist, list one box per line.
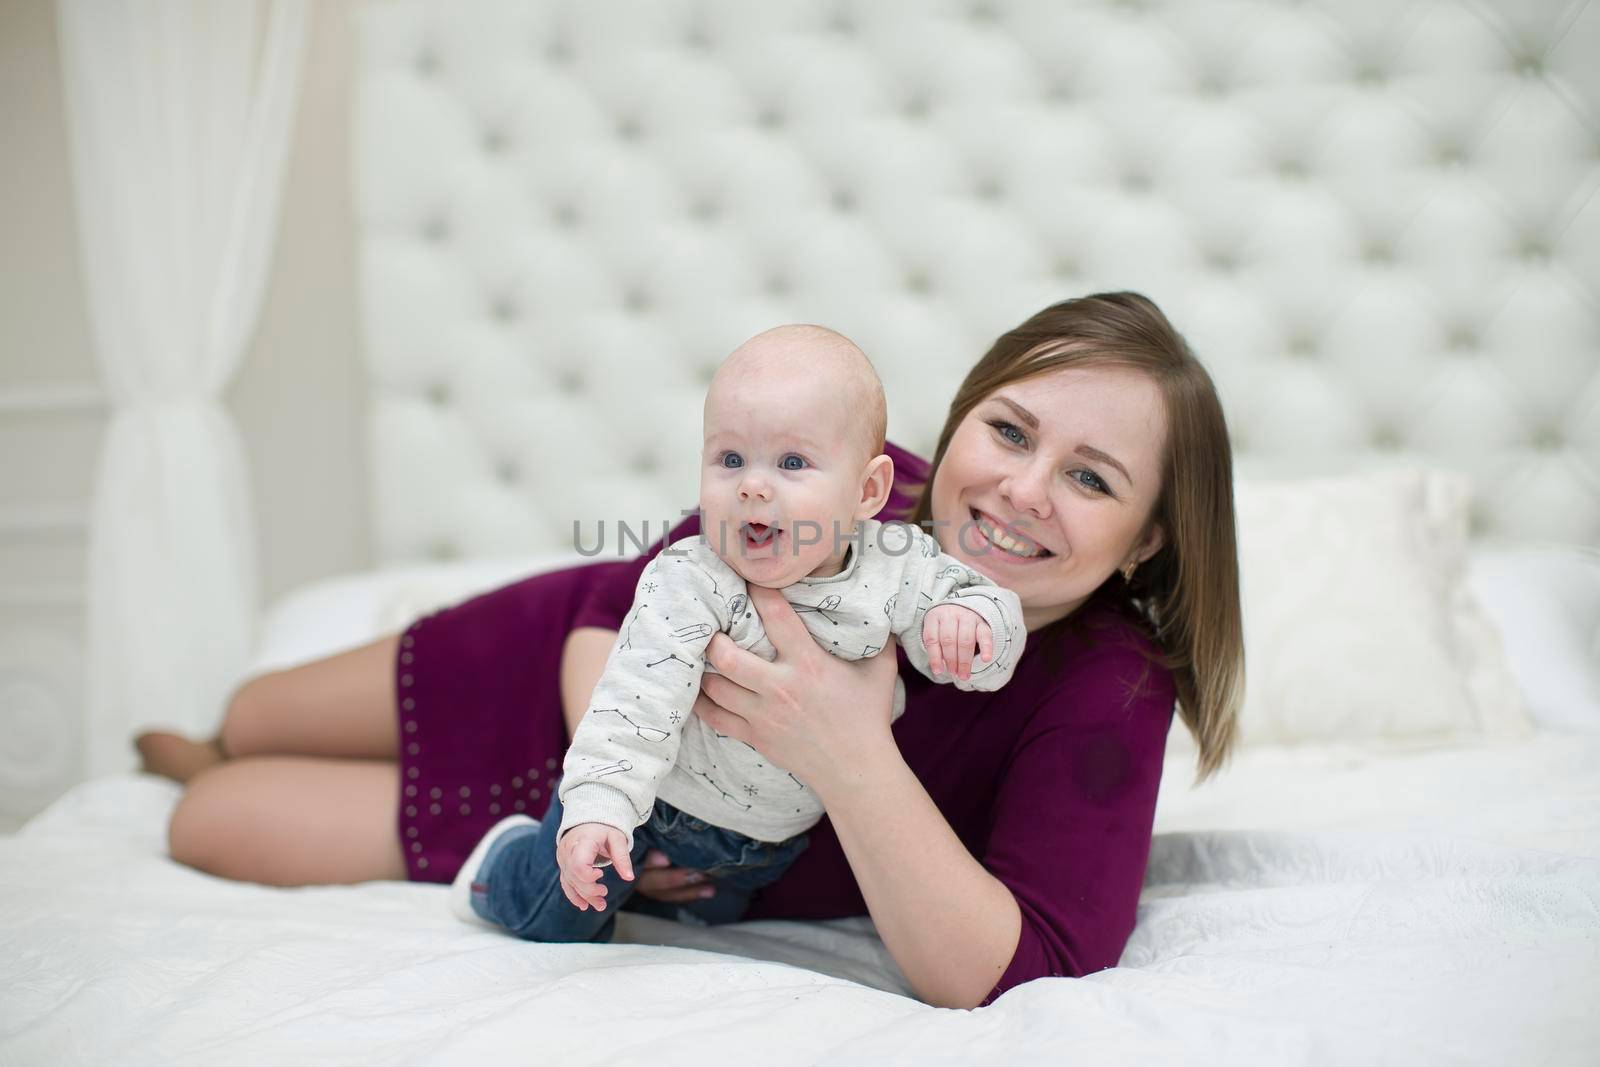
left=0, top=583, right=85, bottom=608
left=0, top=505, right=90, bottom=536
left=0, top=382, right=104, bottom=415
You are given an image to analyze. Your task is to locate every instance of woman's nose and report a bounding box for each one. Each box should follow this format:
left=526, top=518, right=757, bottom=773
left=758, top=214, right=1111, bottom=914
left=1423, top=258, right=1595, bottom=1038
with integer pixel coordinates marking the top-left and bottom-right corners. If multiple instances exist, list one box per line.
left=1000, top=461, right=1052, bottom=519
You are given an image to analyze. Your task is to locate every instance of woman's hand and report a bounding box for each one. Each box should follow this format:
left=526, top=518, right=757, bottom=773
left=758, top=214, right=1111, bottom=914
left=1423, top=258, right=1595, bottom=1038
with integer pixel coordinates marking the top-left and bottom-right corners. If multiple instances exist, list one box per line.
left=632, top=849, right=717, bottom=904
left=694, top=584, right=901, bottom=800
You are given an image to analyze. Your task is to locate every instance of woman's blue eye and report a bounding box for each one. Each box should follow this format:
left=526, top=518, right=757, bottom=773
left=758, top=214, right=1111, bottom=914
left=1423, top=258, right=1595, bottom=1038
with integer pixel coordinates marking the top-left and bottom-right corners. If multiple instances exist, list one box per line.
left=1074, top=469, right=1110, bottom=494
left=720, top=452, right=743, bottom=469
left=780, top=454, right=807, bottom=471
left=990, top=417, right=1113, bottom=496
left=988, top=419, right=1027, bottom=446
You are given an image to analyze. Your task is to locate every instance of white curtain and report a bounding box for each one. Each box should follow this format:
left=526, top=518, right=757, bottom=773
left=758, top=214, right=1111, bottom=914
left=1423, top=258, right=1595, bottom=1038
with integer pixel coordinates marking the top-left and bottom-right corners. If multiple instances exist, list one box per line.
left=56, top=0, right=310, bottom=777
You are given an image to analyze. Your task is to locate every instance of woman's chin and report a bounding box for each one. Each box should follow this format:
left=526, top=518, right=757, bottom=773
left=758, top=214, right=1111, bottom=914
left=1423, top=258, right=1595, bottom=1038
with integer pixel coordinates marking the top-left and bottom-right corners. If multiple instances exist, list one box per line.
left=967, top=556, right=1035, bottom=598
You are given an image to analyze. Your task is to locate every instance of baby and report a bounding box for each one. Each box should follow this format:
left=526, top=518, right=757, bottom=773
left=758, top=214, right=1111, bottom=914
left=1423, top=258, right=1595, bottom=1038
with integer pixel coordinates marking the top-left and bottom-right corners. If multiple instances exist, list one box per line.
left=449, top=325, right=1025, bottom=939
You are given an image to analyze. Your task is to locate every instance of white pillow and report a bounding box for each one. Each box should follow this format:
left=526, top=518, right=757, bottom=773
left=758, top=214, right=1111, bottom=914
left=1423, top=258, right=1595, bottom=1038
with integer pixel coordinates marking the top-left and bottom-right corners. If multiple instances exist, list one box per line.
left=1169, top=467, right=1530, bottom=753
left=1466, top=545, right=1600, bottom=733
left=244, top=552, right=587, bottom=676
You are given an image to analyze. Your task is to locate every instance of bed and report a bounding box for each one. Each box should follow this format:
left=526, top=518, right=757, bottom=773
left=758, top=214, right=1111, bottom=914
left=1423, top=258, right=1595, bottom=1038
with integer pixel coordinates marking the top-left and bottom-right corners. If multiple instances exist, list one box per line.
left=3, top=537, right=1597, bottom=1064
left=6, top=0, right=1600, bottom=1062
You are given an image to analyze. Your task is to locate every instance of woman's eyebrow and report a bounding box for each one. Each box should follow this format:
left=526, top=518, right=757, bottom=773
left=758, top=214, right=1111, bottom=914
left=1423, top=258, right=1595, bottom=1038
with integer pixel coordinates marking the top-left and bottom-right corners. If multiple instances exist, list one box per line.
left=1077, top=444, right=1133, bottom=487
left=991, top=395, right=1132, bottom=487
left=993, top=395, right=1039, bottom=430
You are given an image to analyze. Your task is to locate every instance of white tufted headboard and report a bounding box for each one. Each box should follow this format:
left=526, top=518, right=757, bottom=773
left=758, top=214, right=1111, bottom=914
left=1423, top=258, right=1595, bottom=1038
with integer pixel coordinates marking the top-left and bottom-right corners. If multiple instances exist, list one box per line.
left=354, top=0, right=1599, bottom=565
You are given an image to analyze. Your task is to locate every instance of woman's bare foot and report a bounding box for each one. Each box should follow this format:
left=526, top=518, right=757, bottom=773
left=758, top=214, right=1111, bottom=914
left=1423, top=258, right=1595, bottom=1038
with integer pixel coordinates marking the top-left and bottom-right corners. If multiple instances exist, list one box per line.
left=135, top=731, right=227, bottom=784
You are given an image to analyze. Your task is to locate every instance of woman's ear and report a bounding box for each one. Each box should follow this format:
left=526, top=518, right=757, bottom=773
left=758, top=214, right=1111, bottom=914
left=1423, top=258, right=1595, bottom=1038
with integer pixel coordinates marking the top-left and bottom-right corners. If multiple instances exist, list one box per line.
left=1134, top=521, right=1165, bottom=565
left=854, top=453, right=895, bottom=520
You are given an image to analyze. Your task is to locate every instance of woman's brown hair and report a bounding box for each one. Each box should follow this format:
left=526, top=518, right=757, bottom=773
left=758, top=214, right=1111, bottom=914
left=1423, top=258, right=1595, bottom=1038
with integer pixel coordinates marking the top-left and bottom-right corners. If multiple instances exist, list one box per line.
left=905, top=292, right=1243, bottom=782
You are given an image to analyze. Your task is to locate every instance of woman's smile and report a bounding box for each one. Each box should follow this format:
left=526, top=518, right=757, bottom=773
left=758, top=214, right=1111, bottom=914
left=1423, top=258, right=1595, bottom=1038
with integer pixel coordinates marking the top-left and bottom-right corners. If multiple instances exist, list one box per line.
left=968, top=507, right=1054, bottom=560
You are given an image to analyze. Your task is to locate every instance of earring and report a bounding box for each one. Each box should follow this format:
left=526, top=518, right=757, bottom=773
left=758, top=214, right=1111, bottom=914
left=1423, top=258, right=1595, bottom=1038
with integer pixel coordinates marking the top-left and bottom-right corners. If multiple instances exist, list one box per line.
left=1120, top=560, right=1137, bottom=583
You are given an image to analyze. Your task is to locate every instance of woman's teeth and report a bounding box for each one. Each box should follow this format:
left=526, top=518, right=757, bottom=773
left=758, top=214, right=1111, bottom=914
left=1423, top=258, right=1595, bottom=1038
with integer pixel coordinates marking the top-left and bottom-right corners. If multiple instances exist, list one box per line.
left=973, top=510, right=1050, bottom=558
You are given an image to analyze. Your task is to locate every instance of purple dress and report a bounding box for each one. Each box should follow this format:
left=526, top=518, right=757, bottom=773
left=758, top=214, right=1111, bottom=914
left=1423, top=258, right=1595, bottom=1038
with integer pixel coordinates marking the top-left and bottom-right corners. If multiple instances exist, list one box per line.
left=396, top=441, right=1175, bottom=1006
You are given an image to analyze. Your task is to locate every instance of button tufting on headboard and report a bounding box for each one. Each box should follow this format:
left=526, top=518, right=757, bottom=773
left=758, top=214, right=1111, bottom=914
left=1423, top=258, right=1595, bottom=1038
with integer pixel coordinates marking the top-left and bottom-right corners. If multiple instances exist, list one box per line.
left=419, top=214, right=449, bottom=244
left=488, top=295, right=518, bottom=323
left=356, top=0, right=1600, bottom=563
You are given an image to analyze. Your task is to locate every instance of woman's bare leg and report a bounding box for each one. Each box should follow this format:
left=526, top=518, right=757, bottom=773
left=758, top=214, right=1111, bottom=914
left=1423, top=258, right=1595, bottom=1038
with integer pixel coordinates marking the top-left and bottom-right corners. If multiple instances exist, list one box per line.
left=221, top=633, right=402, bottom=759
left=136, top=633, right=402, bottom=781
left=168, top=756, right=407, bottom=885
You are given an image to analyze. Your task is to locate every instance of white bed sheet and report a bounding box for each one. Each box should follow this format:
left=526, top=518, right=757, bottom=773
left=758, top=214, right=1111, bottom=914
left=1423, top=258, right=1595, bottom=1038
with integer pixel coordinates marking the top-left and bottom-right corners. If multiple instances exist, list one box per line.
left=3, top=730, right=1597, bottom=1066
left=5, top=546, right=1598, bottom=1064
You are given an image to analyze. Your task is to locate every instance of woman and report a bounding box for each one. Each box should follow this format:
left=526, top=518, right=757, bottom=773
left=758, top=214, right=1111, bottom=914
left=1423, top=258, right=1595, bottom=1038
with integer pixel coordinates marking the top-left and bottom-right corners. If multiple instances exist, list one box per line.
left=141, top=291, right=1243, bottom=1010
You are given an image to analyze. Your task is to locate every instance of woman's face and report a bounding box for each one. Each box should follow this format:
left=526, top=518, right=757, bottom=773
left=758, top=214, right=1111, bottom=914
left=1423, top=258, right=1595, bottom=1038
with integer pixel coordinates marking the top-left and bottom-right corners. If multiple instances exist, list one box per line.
left=929, top=364, right=1168, bottom=631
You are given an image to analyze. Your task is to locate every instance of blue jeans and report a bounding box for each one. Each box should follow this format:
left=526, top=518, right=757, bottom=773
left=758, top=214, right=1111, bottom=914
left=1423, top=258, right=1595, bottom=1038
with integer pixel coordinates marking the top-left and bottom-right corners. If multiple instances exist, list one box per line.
left=470, top=781, right=810, bottom=942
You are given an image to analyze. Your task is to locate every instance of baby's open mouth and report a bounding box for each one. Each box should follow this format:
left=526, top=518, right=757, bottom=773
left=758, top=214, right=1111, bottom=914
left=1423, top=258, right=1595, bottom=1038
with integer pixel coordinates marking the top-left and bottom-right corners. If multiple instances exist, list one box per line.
left=741, top=522, right=781, bottom=552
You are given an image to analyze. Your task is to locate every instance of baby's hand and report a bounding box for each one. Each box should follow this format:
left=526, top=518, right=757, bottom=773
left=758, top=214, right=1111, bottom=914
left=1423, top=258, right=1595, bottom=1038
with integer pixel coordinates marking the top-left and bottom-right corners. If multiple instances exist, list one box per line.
left=921, top=603, right=993, bottom=682
left=556, top=822, right=634, bottom=912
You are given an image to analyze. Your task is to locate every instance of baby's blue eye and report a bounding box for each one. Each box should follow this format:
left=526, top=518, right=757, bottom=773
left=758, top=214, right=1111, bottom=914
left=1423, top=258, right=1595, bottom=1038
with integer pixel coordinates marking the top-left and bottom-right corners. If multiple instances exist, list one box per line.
left=720, top=452, right=743, bottom=469
left=780, top=454, right=808, bottom=471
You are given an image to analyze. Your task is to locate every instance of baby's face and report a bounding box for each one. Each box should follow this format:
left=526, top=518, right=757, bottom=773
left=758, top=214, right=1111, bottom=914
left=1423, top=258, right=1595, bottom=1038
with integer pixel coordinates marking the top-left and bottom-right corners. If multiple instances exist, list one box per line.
left=700, top=362, right=869, bottom=588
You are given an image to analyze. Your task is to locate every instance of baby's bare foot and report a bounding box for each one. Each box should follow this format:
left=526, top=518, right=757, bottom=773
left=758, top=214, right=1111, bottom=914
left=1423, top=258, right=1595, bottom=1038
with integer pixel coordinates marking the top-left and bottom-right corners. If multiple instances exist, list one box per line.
left=134, top=731, right=226, bottom=783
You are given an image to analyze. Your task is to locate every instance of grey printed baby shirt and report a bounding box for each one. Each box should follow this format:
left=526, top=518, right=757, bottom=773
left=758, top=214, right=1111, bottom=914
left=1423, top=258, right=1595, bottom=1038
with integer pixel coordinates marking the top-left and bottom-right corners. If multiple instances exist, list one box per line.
left=557, top=518, right=1026, bottom=851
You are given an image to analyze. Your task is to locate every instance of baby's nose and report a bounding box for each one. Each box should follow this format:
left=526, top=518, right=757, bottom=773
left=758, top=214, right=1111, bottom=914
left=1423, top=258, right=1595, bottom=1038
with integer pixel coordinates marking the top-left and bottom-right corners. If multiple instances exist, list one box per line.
left=739, top=476, right=772, bottom=500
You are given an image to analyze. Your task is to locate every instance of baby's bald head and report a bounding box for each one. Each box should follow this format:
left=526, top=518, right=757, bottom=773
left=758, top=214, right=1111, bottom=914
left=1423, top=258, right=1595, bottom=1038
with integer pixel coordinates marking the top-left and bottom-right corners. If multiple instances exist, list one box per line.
left=701, top=325, right=897, bottom=583
left=708, top=324, right=886, bottom=466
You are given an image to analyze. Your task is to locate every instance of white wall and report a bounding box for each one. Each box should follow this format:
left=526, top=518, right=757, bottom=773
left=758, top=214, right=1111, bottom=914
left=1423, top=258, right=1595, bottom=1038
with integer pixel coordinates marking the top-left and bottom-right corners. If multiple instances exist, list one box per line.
left=0, top=0, right=369, bottom=829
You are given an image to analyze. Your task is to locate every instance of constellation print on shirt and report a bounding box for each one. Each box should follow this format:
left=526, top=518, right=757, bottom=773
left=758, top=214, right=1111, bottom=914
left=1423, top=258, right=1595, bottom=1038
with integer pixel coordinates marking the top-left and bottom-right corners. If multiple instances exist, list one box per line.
left=938, top=563, right=979, bottom=585
left=793, top=593, right=845, bottom=626
left=882, top=590, right=933, bottom=619
left=711, top=729, right=758, bottom=754
left=646, top=652, right=697, bottom=671
left=587, top=758, right=635, bottom=777
left=687, top=766, right=753, bottom=811
left=670, top=622, right=714, bottom=642
left=592, top=708, right=669, bottom=743
left=619, top=605, right=647, bottom=650
left=670, top=556, right=729, bottom=606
